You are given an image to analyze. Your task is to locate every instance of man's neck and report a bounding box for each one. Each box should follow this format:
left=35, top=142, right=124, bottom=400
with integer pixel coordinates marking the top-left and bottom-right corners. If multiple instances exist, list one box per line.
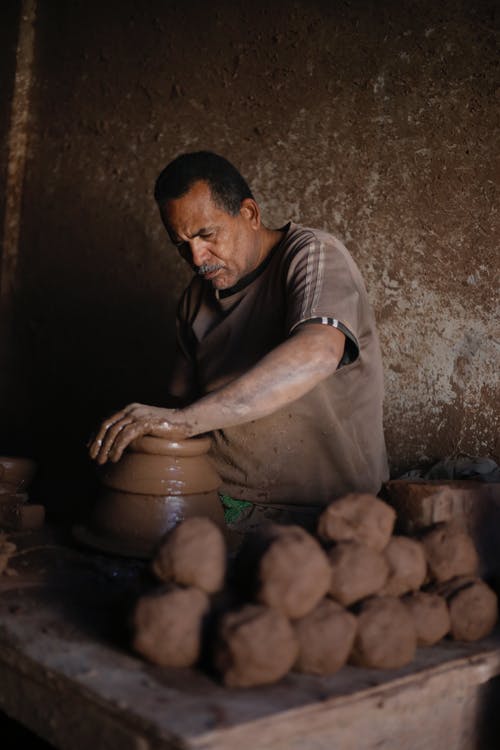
left=260, top=226, right=285, bottom=261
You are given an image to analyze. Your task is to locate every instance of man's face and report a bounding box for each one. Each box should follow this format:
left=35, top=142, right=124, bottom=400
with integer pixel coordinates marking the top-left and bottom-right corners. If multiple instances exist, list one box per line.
left=160, top=180, right=261, bottom=290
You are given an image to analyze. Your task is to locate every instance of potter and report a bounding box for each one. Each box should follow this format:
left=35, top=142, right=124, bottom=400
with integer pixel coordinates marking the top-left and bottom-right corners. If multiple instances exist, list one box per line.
left=89, top=151, right=388, bottom=527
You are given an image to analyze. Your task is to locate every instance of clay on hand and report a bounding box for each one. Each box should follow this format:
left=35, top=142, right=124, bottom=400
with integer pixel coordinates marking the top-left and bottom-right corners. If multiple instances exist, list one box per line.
left=214, top=604, right=298, bottom=687
left=293, top=598, right=357, bottom=675
left=253, top=525, right=332, bottom=619
left=350, top=596, right=417, bottom=669
left=132, top=584, right=209, bottom=667
left=420, top=522, right=479, bottom=583
left=402, top=591, right=450, bottom=646
left=317, top=493, right=396, bottom=551
left=379, top=536, right=427, bottom=597
left=327, top=541, right=389, bottom=606
left=89, top=402, right=189, bottom=465
left=152, top=517, right=226, bottom=594
left=433, top=576, right=498, bottom=642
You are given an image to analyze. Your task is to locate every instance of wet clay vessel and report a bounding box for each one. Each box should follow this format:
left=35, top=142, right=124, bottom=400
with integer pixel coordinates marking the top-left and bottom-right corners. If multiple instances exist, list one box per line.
left=74, top=435, right=224, bottom=558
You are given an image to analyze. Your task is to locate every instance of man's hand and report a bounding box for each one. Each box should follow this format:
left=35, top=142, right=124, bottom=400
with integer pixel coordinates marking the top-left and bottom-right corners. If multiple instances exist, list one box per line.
left=88, top=403, right=191, bottom=465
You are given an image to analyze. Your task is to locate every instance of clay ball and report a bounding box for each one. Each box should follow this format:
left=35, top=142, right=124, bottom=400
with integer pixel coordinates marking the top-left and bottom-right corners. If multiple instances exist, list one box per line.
left=420, top=522, right=479, bottom=583
left=214, top=604, right=298, bottom=687
left=152, top=516, right=226, bottom=594
left=317, top=493, right=396, bottom=551
left=327, top=541, right=389, bottom=606
left=350, top=596, right=417, bottom=669
left=132, top=585, right=209, bottom=668
left=435, top=576, right=498, bottom=642
left=380, top=536, right=427, bottom=597
left=293, top=598, right=357, bottom=675
left=402, top=591, right=450, bottom=646
left=256, top=525, right=332, bottom=619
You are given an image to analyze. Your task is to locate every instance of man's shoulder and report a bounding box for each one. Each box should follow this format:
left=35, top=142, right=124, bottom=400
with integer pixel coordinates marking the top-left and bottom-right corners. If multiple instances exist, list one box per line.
left=280, top=223, right=356, bottom=268
left=282, top=222, right=348, bottom=253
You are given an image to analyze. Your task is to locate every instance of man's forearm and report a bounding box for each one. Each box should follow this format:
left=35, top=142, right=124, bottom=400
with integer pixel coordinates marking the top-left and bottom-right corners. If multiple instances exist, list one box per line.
left=176, top=324, right=345, bottom=437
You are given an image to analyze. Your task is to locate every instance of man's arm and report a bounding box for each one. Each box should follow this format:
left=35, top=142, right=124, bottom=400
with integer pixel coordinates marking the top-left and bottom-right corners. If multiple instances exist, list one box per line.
left=89, top=324, right=345, bottom=464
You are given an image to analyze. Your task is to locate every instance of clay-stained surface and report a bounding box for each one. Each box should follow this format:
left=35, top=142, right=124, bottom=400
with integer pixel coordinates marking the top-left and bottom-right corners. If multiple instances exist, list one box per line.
left=0, top=1, right=498, bottom=515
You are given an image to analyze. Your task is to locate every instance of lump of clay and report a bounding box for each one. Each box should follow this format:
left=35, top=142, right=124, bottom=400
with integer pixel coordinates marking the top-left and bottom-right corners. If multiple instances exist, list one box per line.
left=254, top=525, right=331, bottom=619
left=317, top=493, right=396, bottom=551
left=132, top=585, right=209, bottom=667
left=350, top=596, right=417, bottom=669
left=214, top=604, right=298, bottom=687
left=152, top=517, right=226, bottom=594
left=420, top=522, right=479, bottom=583
left=434, top=576, right=497, bottom=642
left=402, top=591, right=450, bottom=646
left=380, top=536, right=427, bottom=597
left=293, top=598, right=357, bottom=675
left=327, top=541, right=389, bottom=606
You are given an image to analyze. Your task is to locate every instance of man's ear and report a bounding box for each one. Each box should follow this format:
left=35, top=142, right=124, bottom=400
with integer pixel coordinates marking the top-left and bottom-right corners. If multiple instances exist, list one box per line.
left=240, top=198, right=260, bottom=228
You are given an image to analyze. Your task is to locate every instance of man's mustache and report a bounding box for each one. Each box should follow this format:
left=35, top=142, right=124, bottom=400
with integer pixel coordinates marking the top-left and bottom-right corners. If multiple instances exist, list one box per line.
left=198, top=264, right=223, bottom=275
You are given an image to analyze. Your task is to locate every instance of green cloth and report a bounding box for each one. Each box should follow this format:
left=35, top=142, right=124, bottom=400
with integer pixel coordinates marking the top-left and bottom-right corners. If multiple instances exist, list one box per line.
left=219, top=493, right=253, bottom=524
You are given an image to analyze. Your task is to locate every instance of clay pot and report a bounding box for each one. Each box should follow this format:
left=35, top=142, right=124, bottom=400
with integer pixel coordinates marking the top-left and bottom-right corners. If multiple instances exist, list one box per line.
left=0, top=485, right=29, bottom=505
left=76, top=436, right=224, bottom=558
left=0, top=456, right=37, bottom=490
left=0, top=456, right=44, bottom=530
left=100, top=435, right=221, bottom=496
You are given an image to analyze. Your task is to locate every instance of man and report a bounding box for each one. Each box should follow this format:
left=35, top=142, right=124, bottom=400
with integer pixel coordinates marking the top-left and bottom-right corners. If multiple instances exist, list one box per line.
left=89, top=151, right=388, bottom=527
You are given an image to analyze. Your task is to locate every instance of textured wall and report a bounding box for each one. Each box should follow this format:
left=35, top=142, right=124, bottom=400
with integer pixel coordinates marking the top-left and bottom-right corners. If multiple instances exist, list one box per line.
left=1, top=0, right=498, bottom=515
left=0, top=1, right=21, bottom=225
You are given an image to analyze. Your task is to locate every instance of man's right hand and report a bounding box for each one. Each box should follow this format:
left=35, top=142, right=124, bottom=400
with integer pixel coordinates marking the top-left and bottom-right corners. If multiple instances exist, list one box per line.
left=88, top=402, right=191, bottom=465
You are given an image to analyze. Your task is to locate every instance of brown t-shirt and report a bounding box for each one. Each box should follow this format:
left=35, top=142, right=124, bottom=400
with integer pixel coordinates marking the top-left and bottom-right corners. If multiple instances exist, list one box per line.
left=174, top=222, right=389, bottom=507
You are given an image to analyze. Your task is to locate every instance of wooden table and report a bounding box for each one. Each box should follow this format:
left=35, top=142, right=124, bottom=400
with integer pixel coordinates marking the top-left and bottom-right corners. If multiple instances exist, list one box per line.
left=0, top=527, right=499, bottom=750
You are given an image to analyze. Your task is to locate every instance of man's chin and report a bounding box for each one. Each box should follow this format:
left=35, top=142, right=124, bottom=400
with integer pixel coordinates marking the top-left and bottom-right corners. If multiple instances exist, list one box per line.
left=210, top=274, right=233, bottom=290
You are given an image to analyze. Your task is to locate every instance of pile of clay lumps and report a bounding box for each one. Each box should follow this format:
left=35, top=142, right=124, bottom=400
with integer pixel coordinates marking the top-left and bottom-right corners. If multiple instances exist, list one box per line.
left=132, top=494, right=498, bottom=687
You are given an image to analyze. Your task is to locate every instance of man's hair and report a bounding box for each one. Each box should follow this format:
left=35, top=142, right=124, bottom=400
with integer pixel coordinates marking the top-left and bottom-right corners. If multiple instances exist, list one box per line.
left=154, top=151, right=254, bottom=216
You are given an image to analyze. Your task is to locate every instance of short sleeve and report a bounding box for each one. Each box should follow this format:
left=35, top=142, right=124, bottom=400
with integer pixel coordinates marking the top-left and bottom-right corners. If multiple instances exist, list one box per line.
left=285, top=235, right=361, bottom=362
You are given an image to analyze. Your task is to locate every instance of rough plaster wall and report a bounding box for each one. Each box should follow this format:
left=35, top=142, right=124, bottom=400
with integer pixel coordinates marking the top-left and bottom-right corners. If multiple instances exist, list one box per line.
left=0, top=1, right=21, bottom=408
left=2, top=0, right=499, bottom=515
left=0, top=2, right=21, bottom=226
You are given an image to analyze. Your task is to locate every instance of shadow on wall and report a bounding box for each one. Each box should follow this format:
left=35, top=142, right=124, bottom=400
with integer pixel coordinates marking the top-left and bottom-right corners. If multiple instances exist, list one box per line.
left=3, top=178, right=180, bottom=522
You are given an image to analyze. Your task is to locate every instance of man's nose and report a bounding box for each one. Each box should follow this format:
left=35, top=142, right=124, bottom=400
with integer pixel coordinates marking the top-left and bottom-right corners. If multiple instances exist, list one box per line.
left=190, top=238, right=210, bottom=267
